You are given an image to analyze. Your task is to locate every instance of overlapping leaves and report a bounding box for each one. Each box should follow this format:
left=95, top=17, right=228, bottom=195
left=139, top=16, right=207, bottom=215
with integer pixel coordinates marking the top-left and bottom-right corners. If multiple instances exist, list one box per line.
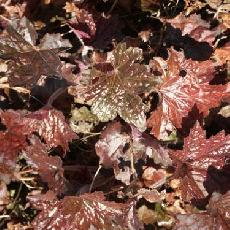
left=0, top=1, right=229, bottom=229
left=166, top=13, right=221, bottom=46
left=95, top=121, right=171, bottom=184
left=147, top=49, right=230, bottom=139
left=0, top=108, right=76, bottom=192
left=29, top=191, right=142, bottom=230
left=174, top=191, right=230, bottom=229
left=69, top=43, right=159, bottom=131
left=0, top=17, right=71, bottom=89
left=22, top=136, right=64, bottom=194
left=169, top=121, right=230, bottom=201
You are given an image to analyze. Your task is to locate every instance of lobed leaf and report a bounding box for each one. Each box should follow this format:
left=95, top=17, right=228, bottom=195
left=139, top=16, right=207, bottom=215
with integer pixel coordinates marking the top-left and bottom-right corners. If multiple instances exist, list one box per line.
left=26, top=108, right=77, bottom=153
left=69, top=43, right=159, bottom=131
left=65, top=2, right=96, bottom=38
left=0, top=17, right=71, bottom=89
left=170, top=121, right=230, bottom=201
left=29, top=191, right=142, bottom=230
left=147, top=48, right=230, bottom=139
left=0, top=108, right=76, bottom=188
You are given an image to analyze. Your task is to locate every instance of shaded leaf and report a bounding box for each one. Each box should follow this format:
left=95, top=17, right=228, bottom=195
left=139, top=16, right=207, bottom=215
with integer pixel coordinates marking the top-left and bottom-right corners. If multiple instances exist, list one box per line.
left=0, top=109, right=34, bottom=183
left=30, top=191, right=142, bottom=230
left=95, top=121, right=171, bottom=184
left=141, top=0, right=161, bottom=13
left=0, top=109, right=31, bottom=163
left=170, top=121, right=230, bottom=201
left=131, top=126, right=172, bottom=167
left=69, top=43, right=159, bottom=131
left=0, top=17, right=71, bottom=89
left=174, top=191, right=230, bottom=230
left=66, top=1, right=125, bottom=48
left=204, top=165, right=230, bottom=195
left=22, top=135, right=64, bottom=194
left=208, top=191, right=230, bottom=228
left=65, top=2, right=96, bottom=38
left=0, top=108, right=76, bottom=185
left=147, top=49, right=229, bottom=139
left=90, top=15, right=125, bottom=50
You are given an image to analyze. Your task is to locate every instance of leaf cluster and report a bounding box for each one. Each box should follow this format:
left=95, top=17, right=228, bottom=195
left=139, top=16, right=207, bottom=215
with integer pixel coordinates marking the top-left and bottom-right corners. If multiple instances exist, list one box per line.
left=0, top=0, right=229, bottom=229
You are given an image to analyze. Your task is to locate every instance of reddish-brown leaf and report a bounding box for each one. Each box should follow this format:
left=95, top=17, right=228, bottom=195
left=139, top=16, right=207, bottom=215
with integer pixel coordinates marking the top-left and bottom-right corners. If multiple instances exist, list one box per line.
left=142, top=167, right=166, bottom=189
left=65, top=2, right=96, bottom=38
left=208, top=191, right=230, bottom=228
left=1, top=108, right=76, bottom=154
left=0, top=109, right=35, bottom=182
left=0, top=108, right=76, bottom=186
left=147, top=49, right=229, bottom=139
left=0, top=112, right=27, bottom=162
left=0, top=17, right=71, bottom=89
left=174, top=191, right=230, bottom=230
left=170, top=121, right=230, bottom=201
left=95, top=121, right=171, bottom=184
left=26, top=108, right=77, bottom=153
left=22, top=135, right=64, bottom=194
left=30, top=192, right=142, bottom=230
left=167, top=13, right=221, bottom=46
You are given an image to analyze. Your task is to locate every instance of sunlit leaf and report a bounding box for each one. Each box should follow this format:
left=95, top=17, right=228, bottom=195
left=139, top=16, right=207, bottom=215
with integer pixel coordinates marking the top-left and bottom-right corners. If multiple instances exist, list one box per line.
left=69, top=43, right=159, bottom=131
left=0, top=107, right=76, bottom=193
left=167, top=13, right=221, bottom=46
left=147, top=48, right=229, bottom=139
left=170, top=121, right=230, bottom=201
left=26, top=108, right=77, bottom=153
left=29, top=191, right=142, bottom=230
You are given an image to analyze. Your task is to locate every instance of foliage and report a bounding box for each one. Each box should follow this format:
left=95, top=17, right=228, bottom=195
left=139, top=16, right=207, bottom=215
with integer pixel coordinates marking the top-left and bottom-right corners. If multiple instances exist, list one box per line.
left=0, top=0, right=229, bottom=229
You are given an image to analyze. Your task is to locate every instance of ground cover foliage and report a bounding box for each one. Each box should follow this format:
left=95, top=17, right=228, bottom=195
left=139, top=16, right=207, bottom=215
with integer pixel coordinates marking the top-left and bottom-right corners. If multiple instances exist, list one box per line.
left=0, top=0, right=229, bottom=229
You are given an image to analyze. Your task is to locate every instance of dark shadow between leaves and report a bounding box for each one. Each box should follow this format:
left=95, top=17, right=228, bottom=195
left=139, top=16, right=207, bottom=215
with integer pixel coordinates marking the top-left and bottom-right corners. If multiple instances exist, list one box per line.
left=179, top=105, right=203, bottom=137
left=30, top=77, right=73, bottom=113
left=164, top=25, right=213, bottom=60
left=205, top=105, right=230, bottom=137
left=204, top=165, right=230, bottom=195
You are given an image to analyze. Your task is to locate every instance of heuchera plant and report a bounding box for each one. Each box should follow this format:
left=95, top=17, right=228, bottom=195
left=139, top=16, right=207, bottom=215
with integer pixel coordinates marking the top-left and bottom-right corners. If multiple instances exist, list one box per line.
left=0, top=0, right=229, bottom=229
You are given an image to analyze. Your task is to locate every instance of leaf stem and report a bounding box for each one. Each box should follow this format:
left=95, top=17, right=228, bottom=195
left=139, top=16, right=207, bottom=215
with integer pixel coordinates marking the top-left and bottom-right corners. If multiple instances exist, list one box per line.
left=107, top=0, right=119, bottom=15
left=89, top=164, right=102, bottom=193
